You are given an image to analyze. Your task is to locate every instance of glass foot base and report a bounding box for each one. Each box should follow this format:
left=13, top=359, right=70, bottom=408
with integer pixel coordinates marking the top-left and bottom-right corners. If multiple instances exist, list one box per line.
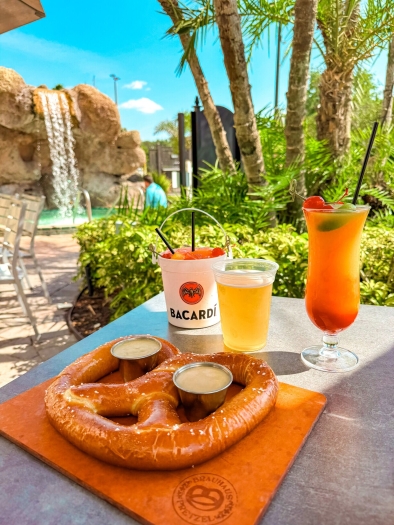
left=301, top=346, right=359, bottom=373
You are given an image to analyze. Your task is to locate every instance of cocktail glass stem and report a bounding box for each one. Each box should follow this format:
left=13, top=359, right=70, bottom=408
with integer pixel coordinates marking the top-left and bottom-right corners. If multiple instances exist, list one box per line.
left=301, top=332, right=358, bottom=373
left=320, top=333, right=340, bottom=359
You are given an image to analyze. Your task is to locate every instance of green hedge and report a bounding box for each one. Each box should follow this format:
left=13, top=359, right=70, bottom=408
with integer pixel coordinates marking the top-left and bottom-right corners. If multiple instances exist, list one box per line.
left=75, top=218, right=394, bottom=319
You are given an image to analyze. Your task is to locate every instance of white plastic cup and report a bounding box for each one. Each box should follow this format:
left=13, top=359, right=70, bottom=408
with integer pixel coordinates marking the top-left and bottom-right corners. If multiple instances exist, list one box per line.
left=158, top=253, right=227, bottom=329
left=212, top=259, right=279, bottom=352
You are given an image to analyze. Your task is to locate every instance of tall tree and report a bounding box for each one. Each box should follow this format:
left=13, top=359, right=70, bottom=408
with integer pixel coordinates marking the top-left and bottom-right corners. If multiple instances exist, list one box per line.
left=167, top=0, right=294, bottom=188
left=158, top=0, right=236, bottom=173
left=316, top=0, right=394, bottom=159
left=285, top=0, right=318, bottom=219
left=154, top=114, right=192, bottom=153
left=381, top=35, right=394, bottom=127
left=213, top=0, right=266, bottom=190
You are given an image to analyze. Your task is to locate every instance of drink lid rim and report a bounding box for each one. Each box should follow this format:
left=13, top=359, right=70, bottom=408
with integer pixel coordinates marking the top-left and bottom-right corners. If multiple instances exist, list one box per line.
left=211, top=258, right=279, bottom=276
left=303, top=204, right=371, bottom=212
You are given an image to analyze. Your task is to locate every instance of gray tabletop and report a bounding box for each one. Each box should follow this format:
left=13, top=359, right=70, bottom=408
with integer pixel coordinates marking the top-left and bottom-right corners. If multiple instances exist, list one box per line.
left=0, top=294, right=393, bottom=525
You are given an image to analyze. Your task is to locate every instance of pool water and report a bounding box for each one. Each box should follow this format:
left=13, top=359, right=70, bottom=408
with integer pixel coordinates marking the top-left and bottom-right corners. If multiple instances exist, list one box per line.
left=38, top=208, right=115, bottom=228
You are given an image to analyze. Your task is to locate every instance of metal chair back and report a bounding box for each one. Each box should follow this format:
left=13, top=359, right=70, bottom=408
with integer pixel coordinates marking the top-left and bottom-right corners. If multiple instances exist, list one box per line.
left=0, top=197, right=39, bottom=339
left=18, top=194, right=46, bottom=242
left=14, top=194, right=50, bottom=302
left=0, top=193, right=14, bottom=231
left=2, top=197, right=27, bottom=271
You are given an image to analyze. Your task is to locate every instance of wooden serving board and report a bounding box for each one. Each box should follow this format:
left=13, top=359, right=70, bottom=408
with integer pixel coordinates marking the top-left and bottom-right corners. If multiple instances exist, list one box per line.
left=0, top=379, right=326, bottom=525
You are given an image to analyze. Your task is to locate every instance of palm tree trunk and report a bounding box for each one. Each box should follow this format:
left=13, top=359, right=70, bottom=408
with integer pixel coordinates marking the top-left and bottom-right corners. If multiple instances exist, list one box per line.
left=316, top=5, right=359, bottom=159
left=316, top=68, right=353, bottom=158
left=213, top=0, right=266, bottom=190
left=158, top=0, right=235, bottom=174
left=285, top=0, right=318, bottom=220
left=381, top=34, right=394, bottom=127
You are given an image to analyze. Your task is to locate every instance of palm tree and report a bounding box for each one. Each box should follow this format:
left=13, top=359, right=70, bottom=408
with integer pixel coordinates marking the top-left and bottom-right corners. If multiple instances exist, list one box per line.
left=315, top=0, right=394, bottom=158
left=213, top=0, right=266, bottom=190
left=154, top=114, right=192, bottom=153
left=158, top=0, right=236, bottom=173
left=381, top=35, right=394, bottom=127
left=166, top=0, right=295, bottom=190
left=285, top=0, right=319, bottom=220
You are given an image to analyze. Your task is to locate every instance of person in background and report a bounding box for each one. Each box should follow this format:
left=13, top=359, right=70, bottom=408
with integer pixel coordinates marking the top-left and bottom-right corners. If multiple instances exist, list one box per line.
left=143, top=175, right=168, bottom=209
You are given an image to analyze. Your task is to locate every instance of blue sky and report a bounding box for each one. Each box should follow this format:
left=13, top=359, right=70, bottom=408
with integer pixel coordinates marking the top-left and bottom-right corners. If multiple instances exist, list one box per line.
left=0, top=0, right=388, bottom=140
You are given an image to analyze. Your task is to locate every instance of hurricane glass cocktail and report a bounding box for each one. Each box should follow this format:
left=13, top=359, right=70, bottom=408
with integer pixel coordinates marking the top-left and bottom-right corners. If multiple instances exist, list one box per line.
left=302, top=205, right=370, bottom=372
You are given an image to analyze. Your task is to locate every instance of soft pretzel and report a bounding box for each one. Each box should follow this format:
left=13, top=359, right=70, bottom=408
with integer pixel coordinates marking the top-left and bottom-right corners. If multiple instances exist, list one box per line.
left=45, top=337, right=278, bottom=470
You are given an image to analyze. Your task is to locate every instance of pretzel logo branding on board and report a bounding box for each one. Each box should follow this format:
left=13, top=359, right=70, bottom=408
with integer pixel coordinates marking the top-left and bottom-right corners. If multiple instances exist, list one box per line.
left=173, top=473, right=237, bottom=524
left=180, top=281, right=204, bottom=305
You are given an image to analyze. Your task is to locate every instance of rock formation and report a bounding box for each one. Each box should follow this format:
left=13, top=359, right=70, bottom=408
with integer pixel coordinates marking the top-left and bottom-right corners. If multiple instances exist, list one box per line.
left=0, top=67, right=146, bottom=207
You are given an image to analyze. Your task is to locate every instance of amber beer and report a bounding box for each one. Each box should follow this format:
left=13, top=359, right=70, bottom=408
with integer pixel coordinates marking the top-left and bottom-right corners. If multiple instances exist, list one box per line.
left=212, top=259, right=278, bottom=353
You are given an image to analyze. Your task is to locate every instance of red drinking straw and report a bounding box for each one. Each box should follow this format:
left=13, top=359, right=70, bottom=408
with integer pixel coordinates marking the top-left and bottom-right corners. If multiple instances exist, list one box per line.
left=352, top=122, right=379, bottom=205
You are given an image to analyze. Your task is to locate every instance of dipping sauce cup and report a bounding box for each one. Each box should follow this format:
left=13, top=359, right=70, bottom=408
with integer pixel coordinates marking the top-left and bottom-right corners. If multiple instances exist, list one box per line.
left=212, top=259, right=279, bottom=353
left=111, top=336, right=162, bottom=382
left=173, top=362, right=233, bottom=422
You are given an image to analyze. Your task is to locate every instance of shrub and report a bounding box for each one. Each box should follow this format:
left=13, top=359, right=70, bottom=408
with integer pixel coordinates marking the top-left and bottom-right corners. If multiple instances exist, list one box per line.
left=75, top=216, right=394, bottom=319
left=360, top=227, right=394, bottom=306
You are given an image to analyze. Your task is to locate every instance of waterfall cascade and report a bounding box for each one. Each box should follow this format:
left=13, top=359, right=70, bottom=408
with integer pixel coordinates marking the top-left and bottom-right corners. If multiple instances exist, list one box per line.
left=39, top=91, right=79, bottom=216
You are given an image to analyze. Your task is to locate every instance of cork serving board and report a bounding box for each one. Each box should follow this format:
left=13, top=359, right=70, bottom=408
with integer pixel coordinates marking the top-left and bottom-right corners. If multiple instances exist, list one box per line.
left=0, top=378, right=326, bottom=525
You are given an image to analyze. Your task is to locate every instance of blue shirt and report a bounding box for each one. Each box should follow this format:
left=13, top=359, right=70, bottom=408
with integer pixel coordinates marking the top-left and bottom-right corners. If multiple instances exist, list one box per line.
left=145, top=182, right=167, bottom=208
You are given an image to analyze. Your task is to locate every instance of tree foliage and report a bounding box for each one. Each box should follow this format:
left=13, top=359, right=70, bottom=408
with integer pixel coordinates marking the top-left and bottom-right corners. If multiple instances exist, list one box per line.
left=154, top=113, right=191, bottom=153
left=316, top=0, right=394, bottom=71
left=306, top=68, right=383, bottom=136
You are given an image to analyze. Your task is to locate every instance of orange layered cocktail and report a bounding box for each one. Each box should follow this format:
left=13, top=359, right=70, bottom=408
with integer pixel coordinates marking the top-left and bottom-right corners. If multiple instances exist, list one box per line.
left=302, top=200, right=370, bottom=372
left=305, top=206, right=369, bottom=332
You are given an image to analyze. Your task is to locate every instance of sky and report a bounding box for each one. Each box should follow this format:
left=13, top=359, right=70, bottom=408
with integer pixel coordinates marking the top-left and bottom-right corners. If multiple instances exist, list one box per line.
left=0, top=0, right=389, bottom=141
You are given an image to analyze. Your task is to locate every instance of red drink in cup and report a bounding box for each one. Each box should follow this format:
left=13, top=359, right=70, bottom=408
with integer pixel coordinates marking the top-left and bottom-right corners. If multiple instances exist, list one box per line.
left=153, top=209, right=231, bottom=329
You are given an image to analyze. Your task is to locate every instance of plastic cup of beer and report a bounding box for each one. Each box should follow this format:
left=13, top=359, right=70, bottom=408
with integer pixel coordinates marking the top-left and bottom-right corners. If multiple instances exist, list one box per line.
left=212, top=259, right=279, bottom=353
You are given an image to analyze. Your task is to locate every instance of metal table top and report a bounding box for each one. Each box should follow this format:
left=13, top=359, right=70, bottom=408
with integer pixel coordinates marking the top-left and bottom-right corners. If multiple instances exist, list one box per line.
left=0, top=294, right=393, bottom=525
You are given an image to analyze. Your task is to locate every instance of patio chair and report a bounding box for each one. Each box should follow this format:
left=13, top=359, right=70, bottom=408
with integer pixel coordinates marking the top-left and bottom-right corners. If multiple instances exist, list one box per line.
left=0, top=193, right=31, bottom=291
left=0, top=193, right=13, bottom=231
left=0, top=197, right=40, bottom=340
left=16, top=194, right=51, bottom=303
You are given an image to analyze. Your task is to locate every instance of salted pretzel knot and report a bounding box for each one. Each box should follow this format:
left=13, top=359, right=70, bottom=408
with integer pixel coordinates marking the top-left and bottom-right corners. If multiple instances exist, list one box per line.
left=45, top=337, right=278, bottom=470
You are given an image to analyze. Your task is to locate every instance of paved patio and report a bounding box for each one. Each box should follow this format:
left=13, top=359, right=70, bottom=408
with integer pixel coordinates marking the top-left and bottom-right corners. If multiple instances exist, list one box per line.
left=0, top=234, right=80, bottom=387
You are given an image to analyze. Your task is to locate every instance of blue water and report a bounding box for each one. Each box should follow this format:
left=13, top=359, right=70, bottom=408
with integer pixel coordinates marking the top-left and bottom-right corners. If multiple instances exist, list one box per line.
left=38, top=208, right=115, bottom=228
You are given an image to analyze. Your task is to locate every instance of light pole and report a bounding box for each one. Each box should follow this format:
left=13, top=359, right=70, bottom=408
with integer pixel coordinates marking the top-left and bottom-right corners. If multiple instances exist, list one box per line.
left=274, top=23, right=281, bottom=115
left=110, top=74, right=120, bottom=105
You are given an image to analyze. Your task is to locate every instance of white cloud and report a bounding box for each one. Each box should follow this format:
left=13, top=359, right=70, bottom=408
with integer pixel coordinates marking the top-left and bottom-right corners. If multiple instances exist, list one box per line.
left=124, top=80, right=148, bottom=90
left=119, top=98, right=163, bottom=114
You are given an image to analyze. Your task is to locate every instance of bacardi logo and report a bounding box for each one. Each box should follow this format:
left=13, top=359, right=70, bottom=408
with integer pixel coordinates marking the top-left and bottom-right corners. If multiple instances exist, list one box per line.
left=179, top=281, right=204, bottom=305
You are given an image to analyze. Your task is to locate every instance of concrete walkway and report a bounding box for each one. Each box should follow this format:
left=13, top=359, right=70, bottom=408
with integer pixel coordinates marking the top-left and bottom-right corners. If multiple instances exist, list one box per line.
left=0, top=234, right=80, bottom=387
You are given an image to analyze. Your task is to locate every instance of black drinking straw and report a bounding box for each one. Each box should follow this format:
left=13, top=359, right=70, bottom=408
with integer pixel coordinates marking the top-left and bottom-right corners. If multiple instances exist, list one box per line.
left=155, top=227, right=175, bottom=254
left=191, top=211, right=195, bottom=251
left=352, top=122, right=379, bottom=205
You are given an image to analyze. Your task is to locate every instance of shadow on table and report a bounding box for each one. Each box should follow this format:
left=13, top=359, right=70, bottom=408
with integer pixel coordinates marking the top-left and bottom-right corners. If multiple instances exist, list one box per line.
left=167, top=324, right=309, bottom=375
left=264, top=341, right=394, bottom=524
left=258, top=351, right=309, bottom=376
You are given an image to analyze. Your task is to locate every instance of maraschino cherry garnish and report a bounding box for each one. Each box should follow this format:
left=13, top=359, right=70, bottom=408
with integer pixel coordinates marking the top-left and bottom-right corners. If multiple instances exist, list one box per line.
left=303, top=196, right=333, bottom=210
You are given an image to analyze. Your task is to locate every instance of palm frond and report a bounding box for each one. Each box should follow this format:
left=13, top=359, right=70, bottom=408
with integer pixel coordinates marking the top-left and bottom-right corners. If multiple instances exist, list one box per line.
left=164, top=0, right=216, bottom=73
left=317, top=0, right=394, bottom=70
left=240, top=0, right=294, bottom=60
